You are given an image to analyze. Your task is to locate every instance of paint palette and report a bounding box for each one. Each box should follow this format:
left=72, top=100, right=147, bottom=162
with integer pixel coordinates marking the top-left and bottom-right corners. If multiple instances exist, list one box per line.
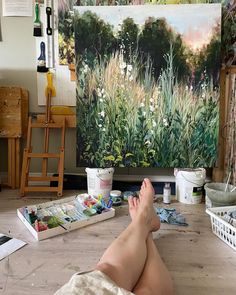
left=17, top=194, right=115, bottom=241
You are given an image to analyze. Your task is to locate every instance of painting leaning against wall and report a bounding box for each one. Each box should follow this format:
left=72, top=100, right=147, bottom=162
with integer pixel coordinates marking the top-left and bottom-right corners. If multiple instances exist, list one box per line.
left=75, top=4, right=221, bottom=168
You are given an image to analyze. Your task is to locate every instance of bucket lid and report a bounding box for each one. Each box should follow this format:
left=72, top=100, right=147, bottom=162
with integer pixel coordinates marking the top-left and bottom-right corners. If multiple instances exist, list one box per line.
left=85, top=168, right=114, bottom=175
left=174, top=168, right=206, bottom=179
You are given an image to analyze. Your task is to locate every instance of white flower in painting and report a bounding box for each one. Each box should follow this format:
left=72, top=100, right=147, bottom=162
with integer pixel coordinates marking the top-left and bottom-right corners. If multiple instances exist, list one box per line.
left=163, top=118, right=168, bottom=127
left=129, top=75, right=134, bottom=81
left=150, top=130, right=154, bottom=134
left=97, top=88, right=102, bottom=97
left=101, top=88, right=105, bottom=94
left=127, top=64, right=132, bottom=72
left=117, top=24, right=122, bottom=32
left=143, top=111, right=146, bottom=116
left=150, top=97, right=154, bottom=103
left=119, top=62, right=126, bottom=69
left=185, top=86, right=188, bottom=90
left=121, top=84, right=125, bottom=88
left=145, top=140, right=151, bottom=146
left=102, top=128, right=106, bottom=132
left=190, top=85, right=193, bottom=91
left=150, top=105, right=155, bottom=112
left=152, top=121, right=157, bottom=127
left=99, top=98, right=104, bottom=103
left=100, top=111, right=105, bottom=117
left=140, top=102, right=145, bottom=107
left=201, top=93, right=206, bottom=98
left=98, top=124, right=102, bottom=128
left=83, top=64, right=89, bottom=74
left=120, top=70, right=125, bottom=76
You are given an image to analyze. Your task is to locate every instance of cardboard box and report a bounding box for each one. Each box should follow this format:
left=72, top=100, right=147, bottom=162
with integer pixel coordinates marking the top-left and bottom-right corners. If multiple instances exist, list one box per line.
left=17, top=195, right=115, bottom=241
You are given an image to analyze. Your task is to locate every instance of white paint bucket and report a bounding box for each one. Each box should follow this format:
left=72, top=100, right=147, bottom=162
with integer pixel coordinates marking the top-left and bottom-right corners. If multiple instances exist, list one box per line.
left=175, top=168, right=206, bottom=204
left=85, top=168, right=114, bottom=199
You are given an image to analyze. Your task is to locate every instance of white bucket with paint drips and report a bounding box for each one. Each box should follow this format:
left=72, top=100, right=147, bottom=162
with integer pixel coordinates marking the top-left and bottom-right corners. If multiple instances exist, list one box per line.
left=175, top=168, right=206, bottom=204
left=85, top=168, right=114, bottom=199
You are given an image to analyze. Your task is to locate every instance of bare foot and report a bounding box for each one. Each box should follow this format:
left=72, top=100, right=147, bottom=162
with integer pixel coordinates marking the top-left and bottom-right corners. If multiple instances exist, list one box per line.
left=129, top=179, right=160, bottom=232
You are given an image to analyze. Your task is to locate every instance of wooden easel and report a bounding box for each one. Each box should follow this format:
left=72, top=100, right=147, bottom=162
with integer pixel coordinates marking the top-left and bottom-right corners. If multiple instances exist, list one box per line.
left=20, top=73, right=65, bottom=197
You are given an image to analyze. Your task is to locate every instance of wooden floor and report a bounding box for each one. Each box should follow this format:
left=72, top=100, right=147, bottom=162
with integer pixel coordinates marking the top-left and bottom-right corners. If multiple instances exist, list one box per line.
left=0, top=189, right=236, bottom=295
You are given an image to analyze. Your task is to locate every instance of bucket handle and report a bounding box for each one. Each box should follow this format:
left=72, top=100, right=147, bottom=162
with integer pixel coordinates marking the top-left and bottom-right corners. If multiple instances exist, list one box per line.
left=97, top=169, right=114, bottom=181
left=96, top=173, right=112, bottom=181
left=180, top=172, right=205, bottom=187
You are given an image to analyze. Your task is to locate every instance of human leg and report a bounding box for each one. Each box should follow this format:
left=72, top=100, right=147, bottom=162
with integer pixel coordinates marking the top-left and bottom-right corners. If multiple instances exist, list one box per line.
left=129, top=181, right=174, bottom=295
left=95, top=178, right=160, bottom=292
left=133, top=233, right=174, bottom=295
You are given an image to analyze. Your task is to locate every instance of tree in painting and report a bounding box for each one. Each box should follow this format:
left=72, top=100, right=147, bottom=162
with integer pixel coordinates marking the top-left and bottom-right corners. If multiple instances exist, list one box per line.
left=58, top=1, right=236, bottom=66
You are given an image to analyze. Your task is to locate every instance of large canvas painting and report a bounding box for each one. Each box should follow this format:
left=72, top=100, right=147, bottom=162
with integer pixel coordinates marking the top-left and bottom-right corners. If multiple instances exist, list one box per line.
left=75, top=4, right=221, bottom=168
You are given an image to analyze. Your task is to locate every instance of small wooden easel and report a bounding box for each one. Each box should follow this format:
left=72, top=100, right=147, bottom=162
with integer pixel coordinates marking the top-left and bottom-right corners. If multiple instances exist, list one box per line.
left=20, top=72, right=65, bottom=197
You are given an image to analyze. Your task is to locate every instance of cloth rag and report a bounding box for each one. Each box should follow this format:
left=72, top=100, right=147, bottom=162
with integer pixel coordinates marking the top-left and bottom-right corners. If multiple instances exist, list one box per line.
left=156, top=207, right=188, bottom=226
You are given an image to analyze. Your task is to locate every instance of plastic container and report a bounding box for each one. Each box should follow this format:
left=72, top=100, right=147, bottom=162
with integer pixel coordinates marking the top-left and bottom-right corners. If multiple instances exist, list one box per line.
left=206, top=206, right=236, bottom=251
left=204, top=182, right=236, bottom=207
left=85, top=168, right=114, bottom=199
left=175, top=168, right=206, bottom=204
left=110, top=190, right=122, bottom=206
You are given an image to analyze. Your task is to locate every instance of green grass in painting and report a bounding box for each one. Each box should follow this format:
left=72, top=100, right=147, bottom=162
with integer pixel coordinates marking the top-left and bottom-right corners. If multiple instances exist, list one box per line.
left=77, top=49, right=219, bottom=168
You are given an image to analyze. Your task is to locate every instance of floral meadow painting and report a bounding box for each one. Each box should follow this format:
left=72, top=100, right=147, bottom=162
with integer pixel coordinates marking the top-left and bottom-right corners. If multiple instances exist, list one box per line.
left=75, top=4, right=221, bottom=168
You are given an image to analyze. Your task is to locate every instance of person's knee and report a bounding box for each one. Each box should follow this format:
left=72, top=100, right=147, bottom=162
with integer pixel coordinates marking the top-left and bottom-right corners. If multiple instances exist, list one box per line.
left=95, top=262, right=119, bottom=279
left=96, top=262, right=113, bottom=272
left=134, top=285, right=153, bottom=295
left=134, top=282, right=174, bottom=295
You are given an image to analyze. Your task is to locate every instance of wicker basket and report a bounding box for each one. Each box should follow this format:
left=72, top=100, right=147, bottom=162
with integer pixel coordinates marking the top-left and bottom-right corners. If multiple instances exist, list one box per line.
left=206, top=206, right=236, bottom=251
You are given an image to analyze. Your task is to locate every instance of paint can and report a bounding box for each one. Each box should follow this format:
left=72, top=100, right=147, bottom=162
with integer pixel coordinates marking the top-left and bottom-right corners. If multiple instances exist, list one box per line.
left=85, top=168, right=114, bottom=199
left=163, top=183, right=171, bottom=204
left=174, top=168, right=206, bottom=204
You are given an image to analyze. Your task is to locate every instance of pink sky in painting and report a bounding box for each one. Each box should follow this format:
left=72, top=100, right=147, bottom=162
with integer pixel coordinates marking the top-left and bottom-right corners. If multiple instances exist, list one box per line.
left=183, top=24, right=216, bottom=51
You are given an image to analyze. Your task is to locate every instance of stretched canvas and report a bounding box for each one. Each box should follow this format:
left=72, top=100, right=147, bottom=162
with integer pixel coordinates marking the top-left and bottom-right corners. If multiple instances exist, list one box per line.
left=75, top=4, right=221, bottom=168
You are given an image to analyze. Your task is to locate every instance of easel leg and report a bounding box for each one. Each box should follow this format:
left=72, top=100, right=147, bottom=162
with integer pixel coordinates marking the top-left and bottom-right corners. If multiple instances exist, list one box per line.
left=8, top=138, right=16, bottom=189
left=7, top=139, right=12, bottom=188
left=16, top=138, right=20, bottom=188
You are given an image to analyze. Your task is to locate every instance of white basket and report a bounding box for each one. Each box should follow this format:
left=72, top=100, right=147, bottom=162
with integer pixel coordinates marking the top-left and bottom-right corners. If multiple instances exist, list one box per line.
left=206, top=206, right=236, bottom=251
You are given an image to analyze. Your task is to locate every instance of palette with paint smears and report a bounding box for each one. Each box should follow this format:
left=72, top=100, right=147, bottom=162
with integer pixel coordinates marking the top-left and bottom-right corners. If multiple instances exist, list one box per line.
left=17, top=194, right=115, bottom=241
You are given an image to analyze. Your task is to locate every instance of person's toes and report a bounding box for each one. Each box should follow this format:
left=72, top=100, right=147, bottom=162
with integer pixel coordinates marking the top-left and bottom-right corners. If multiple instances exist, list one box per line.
left=142, top=180, right=146, bottom=189
left=133, top=197, right=138, bottom=208
left=143, top=178, right=148, bottom=187
left=128, top=196, right=134, bottom=208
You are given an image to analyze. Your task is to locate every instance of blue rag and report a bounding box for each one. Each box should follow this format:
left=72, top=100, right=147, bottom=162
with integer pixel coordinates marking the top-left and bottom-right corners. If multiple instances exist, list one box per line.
left=156, top=207, right=188, bottom=226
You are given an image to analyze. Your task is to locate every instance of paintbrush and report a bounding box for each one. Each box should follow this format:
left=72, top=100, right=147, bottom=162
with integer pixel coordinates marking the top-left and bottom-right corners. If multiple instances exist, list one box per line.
left=37, top=42, right=48, bottom=72
left=225, top=171, right=231, bottom=192
left=33, top=1, right=42, bottom=37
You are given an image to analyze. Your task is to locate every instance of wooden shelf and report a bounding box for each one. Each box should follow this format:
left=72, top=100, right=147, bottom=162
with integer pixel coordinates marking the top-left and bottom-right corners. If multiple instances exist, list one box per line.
left=0, top=87, right=29, bottom=189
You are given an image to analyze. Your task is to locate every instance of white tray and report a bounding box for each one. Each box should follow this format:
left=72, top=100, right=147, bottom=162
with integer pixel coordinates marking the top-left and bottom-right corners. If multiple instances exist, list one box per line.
left=17, top=195, right=115, bottom=241
left=206, top=206, right=236, bottom=251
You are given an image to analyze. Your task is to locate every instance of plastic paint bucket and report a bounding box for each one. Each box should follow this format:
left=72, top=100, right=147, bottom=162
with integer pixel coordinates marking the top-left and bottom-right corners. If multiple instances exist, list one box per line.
left=175, top=168, right=206, bottom=204
left=85, top=168, right=114, bottom=199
